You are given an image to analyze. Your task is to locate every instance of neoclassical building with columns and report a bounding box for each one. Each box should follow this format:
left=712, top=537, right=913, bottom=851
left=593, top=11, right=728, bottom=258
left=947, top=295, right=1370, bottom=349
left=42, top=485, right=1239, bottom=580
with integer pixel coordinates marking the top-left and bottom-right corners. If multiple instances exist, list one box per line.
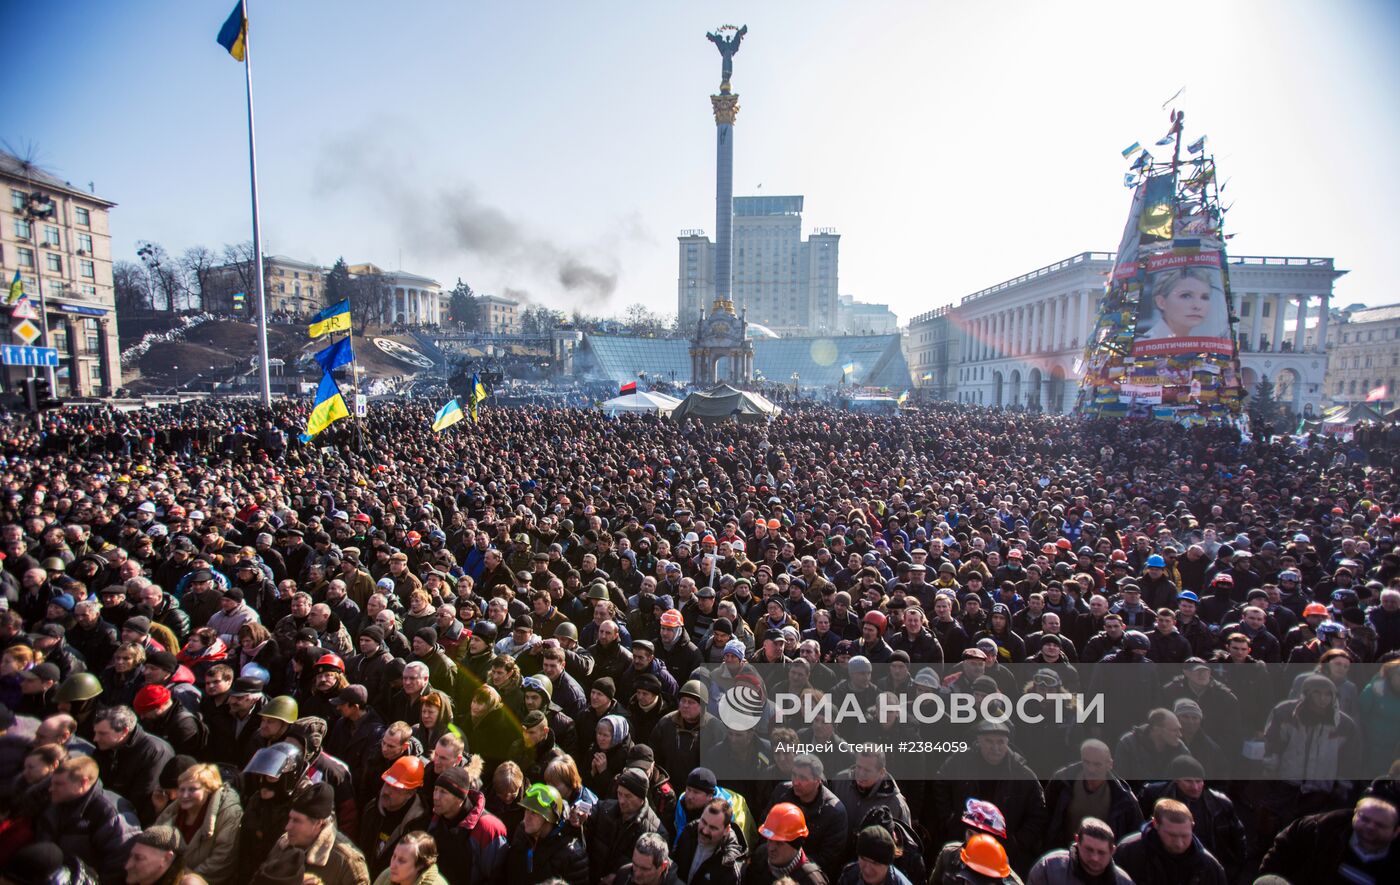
left=908, top=251, right=1343, bottom=416
left=348, top=264, right=442, bottom=326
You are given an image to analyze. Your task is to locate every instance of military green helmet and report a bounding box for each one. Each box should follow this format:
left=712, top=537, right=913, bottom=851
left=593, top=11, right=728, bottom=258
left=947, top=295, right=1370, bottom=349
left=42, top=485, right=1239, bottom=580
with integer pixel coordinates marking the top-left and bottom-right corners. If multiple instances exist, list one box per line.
left=56, top=672, right=103, bottom=703
left=553, top=622, right=579, bottom=641
left=260, top=695, right=299, bottom=724
left=519, top=782, right=565, bottom=823
left=586, top=583, right=609, bottom=601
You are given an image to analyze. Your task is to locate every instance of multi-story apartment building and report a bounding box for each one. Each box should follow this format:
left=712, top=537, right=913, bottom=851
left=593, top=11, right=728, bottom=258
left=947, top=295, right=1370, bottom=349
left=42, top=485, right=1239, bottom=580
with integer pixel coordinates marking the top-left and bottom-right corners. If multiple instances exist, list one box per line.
left=0, top=151, right=121, bottom=397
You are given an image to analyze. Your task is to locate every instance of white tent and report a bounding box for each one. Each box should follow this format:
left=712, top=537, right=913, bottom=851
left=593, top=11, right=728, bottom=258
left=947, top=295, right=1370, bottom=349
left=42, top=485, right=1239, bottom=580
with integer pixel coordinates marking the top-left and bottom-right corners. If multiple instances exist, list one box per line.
left=601, top=390, right=683, bottom=416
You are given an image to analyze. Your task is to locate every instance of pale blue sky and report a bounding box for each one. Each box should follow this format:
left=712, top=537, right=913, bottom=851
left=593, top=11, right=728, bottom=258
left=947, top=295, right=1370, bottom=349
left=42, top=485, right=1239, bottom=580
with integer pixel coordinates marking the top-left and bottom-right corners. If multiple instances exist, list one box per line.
left=5, top=0, right=1398, bottom=321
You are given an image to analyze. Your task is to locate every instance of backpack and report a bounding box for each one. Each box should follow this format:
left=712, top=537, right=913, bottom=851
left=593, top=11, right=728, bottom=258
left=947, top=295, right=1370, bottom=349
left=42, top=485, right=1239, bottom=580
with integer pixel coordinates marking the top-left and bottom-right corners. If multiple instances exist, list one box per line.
left=859, top=806, right=926, bottom=885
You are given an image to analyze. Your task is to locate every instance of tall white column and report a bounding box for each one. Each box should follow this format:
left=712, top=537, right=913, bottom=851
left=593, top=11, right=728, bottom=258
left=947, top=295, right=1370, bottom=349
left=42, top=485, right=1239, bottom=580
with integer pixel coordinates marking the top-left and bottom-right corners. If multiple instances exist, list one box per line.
left=1078, top=291, right=1090, bottom=348
left=1249, top=295, right=1263, bottom=351
left=1046, top=298, right=1058, bottom=352
left=1294, top=295, right=1308, bottom=349
left=1316, top=293, right=1330, bottom=350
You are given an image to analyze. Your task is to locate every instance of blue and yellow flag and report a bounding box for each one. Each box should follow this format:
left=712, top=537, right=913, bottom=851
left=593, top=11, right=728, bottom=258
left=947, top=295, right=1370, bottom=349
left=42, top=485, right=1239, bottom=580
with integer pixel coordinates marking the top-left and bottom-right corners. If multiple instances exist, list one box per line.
left=301, top=372, right=349, bottom=441
left=432, top=398, right=465, bottom=432
left=897, top=390, right=909, bottom=405
left=469, top=373, right=488, bottom=422
left=6, top=270, right=22, bottom=306
left=313, top=336, right=354, bottom=374
left=841, top=362, right=855, bottom=377
left=216, top=1, right=247, bottom=62
left=308, top=300, right=351, bottom=338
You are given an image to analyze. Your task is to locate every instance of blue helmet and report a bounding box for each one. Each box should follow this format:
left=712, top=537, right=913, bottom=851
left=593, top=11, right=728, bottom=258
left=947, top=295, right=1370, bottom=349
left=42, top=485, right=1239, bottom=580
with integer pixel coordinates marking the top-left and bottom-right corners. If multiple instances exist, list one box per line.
left=1146, top=555, right=1167, bottom=569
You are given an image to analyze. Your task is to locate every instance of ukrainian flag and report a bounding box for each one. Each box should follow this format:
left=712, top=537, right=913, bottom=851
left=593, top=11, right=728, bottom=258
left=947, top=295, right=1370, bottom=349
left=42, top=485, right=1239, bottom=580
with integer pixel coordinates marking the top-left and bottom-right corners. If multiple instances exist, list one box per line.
left=308, top=300, right=351, bottom=338
left=842, top=362, right=855, bottom=376
left=432, top=398, right=465, bottom=432
left=897, top=390, right=909, bottom=405
left=7, top=270, right=22, bottom=306
left=216, top=1, right=247, bottom=62
left=469, top=373, right=488, bottom=422
left=302, top=372, right=349, bottom=440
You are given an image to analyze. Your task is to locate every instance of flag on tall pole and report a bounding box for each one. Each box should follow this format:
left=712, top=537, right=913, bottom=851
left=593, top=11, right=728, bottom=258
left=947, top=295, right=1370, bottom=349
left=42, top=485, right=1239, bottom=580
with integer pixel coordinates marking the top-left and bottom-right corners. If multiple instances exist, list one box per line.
left=620, top=380, right=638, bottom=395
left=308, top=300, right=351, bottom=338
left=215, top=0, right=271, bottom=405
left=6, top=270, right=22, bottom=306
left=313, top=336, right=354, bottom=374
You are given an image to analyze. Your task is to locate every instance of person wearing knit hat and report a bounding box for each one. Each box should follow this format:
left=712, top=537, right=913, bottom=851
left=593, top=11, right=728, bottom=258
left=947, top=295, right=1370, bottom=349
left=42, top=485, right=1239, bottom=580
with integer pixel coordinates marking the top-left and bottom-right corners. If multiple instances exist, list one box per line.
left=258, top=780, right=371, bottom=885
left=125, top=826, right=186, bottom=885
left=854, top=824, right=896, bottom=869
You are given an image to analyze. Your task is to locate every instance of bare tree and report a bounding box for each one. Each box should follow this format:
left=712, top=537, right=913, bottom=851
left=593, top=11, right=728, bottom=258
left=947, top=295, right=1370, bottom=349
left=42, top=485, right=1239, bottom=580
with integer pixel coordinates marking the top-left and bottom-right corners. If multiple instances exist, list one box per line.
left=179, top=246, right=219, bottom=312
left=135, top=241, right=187, bottom=312
left=113, top=260, right=151, bottom=315
left=349, top=267, right=390, bottom=334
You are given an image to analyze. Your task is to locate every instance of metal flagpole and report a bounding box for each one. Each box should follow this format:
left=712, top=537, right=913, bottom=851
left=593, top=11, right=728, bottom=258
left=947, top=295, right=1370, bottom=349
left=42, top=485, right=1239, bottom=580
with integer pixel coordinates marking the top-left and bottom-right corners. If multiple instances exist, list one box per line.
left=242, top=0, right=272, bottom=406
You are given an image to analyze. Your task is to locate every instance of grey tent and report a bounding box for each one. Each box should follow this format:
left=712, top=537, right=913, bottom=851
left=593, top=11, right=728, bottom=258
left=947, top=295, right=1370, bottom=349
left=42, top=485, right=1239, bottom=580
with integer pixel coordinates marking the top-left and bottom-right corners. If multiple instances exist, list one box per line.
left=669, top=384, right=781, bottom=423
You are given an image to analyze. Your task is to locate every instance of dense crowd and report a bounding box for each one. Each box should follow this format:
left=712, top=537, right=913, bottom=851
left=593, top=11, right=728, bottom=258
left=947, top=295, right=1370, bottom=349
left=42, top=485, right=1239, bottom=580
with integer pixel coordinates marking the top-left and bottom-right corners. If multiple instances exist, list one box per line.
left=0, top=400, right=1398, bottom=885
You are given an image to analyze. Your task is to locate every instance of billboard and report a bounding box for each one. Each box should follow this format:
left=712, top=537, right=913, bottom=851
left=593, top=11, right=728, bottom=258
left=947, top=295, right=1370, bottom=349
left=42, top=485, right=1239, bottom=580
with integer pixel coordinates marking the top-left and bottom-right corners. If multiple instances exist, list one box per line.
left=1132, top=249, right=1233, bottom=358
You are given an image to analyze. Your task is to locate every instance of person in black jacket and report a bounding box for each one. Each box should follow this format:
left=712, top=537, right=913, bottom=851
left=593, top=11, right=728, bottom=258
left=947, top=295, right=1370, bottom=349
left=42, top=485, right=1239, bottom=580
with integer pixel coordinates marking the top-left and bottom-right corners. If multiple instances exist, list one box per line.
left=1044, top=740, right=1145, bottom=845
left=134, top=684, right=206, bottom=757
left=1114, top=798, right=1227, bottom=885
left=1137, top=756, right=1247, bottom=883
left=583, top=767, right=665, bottom=882
left=36, top=755, right=142, bottom=885
left=1258, top=796, right=1400, bottom=884
left=762, top=754, right=850, bottom=874
left=505, top=783, right=589, bottom=885
left=91, top=705, right=175, bottom=825
left=672, top=798, right=744, bottom=885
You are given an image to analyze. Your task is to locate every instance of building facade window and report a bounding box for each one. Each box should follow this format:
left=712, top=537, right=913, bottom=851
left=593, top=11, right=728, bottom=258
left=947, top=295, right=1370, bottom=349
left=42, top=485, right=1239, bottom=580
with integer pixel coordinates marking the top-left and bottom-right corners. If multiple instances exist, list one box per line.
left=14, top=219, right=31, bottom=239
left=77, top=233, right=93, bottom=253
left=79, top=259, right=94, bottom=279
left=18, top=247, right=34, bottom=268
left=43, top=226, right=60, bottom=247
left=74, top=207, right=90, bottom=226
left=45, top=253, right=61, bottom=273
left=11, top=190, right=25, bottom=211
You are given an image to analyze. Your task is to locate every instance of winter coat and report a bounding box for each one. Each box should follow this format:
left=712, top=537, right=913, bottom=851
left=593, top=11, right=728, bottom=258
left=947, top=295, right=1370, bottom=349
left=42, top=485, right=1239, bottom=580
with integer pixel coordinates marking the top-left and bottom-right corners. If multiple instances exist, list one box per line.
left=1136, top=782, right=1246, bottom=881
left=504, top=822, right=590, bottom=885
left=1044, top=761, right=1145, bottom=843
left=1112, top=723, right=1191, bottom=784
left=738, top=845, right=828, bottom=885
left=261, top=822, right=371, bottom=885
left=1263, top=696, right=1361, bottom=794
left=672, top=818, right=744, bottom=885
left=831, top=771, right=911, bottom=844
left=1259, top=807, right=1400, bottom=884
left=93, top=723, right=174, bottom=824
left=931, top=749, right=1048, bottom=875
left=1113, top=826, right=1226, bottom=885
left=1358, top=673, right=1400, bottom=774
left=650, top=709, right=726, bottom=792
left=36, top=779, right=141, bottom=885
left=426, top=789, right=509, bottom=885
left=154, top=783, right=244, bottom=885
left=370, top=865, right=448, bottom=885
left=585, top=799, right=665, bottom=881
left=358, top=791, right=432, bottom=877
left=1027, top=848, right=1132, bottom=885
left=763, top=781, right=850, bottom=873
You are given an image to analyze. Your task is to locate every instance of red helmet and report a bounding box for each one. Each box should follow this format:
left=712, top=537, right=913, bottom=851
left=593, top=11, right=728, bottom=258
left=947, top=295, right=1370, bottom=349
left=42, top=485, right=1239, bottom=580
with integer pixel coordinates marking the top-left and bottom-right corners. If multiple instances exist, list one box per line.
left=313, top=653, right=345, bottom=673
left=863, top=610, right=888, bottom=635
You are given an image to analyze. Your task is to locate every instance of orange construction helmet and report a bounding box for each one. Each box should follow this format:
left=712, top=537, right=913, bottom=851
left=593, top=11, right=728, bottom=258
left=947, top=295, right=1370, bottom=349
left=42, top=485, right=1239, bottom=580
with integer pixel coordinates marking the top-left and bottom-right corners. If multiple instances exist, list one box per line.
left=758, top=802, right=809, bottom=842
left=381, top=755, right=425, bottom=790
left=960, top=833, right=1011, bottom=878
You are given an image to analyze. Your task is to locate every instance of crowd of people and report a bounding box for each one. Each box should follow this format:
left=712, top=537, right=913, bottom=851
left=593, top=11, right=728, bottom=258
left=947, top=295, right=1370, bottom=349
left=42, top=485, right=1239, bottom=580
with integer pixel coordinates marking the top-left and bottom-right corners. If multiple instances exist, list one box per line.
left=0, top=399, right=1398, bottom=885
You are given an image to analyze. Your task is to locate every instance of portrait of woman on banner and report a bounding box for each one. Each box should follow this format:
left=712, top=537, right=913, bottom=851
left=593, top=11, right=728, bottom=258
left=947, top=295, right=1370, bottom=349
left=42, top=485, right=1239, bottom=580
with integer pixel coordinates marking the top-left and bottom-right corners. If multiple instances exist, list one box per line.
left=1133, top=264, right=1233, bottom=356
